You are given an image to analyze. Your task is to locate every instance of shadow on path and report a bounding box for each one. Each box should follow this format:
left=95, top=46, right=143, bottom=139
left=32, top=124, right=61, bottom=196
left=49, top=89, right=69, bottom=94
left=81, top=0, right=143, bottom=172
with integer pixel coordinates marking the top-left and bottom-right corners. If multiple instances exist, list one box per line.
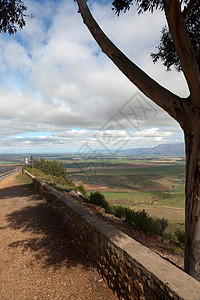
left=5, top=191, right=92, bottom=271
left=0, top=183, right=38, bottom=200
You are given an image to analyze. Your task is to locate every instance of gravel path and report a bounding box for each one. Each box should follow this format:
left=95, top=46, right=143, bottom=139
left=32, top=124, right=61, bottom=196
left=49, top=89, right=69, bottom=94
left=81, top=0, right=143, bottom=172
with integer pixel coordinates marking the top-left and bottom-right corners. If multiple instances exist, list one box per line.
left=0, top=173, right=117, bottom=300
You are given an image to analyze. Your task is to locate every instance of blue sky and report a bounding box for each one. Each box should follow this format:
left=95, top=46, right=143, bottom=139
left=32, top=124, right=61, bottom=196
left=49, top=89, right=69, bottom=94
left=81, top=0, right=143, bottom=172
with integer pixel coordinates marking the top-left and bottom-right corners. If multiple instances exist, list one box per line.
left=0, top=0, right=187, bottom=154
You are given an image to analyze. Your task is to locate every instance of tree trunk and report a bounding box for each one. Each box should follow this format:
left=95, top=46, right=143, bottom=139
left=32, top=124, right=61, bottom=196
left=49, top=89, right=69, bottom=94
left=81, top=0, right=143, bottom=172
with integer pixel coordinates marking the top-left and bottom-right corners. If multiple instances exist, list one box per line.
left=76, top=0, right=200, bottom=280
left=184, top=118, right=200, bottom=280
left=163, top=0, right=200, bottom=104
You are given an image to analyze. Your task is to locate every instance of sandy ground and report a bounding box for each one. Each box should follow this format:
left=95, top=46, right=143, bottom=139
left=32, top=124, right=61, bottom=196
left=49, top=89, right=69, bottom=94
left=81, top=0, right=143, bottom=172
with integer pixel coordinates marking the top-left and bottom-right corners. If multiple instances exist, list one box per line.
left=0, top=173, right=117, bottom=300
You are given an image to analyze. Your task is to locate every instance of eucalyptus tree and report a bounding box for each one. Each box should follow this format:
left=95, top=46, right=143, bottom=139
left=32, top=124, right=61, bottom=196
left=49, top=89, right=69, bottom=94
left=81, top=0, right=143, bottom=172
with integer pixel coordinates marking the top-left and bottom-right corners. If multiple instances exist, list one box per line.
left=76, top=0, right=200, bottom=280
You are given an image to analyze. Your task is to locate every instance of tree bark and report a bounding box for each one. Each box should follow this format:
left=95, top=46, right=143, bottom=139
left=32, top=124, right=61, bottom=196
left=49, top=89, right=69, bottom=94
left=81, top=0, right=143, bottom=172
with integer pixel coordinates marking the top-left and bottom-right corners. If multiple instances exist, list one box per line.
left=184, top=114, right=200, bottom=280
left=163, top=0, right=200, bottom=107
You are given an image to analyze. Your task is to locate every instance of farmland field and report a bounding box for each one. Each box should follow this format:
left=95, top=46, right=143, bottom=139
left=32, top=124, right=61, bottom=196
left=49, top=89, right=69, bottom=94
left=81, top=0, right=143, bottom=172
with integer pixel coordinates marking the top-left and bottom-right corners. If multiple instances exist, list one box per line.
left=0, top=153, right=185, bottom=233
left=67, top=156, right=185, bottom=233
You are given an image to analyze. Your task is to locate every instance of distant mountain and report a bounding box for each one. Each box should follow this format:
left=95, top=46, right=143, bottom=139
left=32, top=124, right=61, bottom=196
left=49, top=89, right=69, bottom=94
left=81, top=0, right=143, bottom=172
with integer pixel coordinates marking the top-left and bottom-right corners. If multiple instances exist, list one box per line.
left=118, top=143, right=185, bottom=156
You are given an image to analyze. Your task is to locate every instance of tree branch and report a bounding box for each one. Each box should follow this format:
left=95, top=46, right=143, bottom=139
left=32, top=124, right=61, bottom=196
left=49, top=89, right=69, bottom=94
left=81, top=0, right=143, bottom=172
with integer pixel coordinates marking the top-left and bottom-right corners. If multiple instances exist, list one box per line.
left=163, top=0, right=200, bottom=107
left=76, top=0, right=187, bottom=126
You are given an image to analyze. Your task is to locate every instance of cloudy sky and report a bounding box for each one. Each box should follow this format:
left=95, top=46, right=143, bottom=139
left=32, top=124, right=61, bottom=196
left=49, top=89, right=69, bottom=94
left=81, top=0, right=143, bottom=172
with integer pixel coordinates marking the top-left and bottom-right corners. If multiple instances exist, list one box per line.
left=0, top=0, right=188, bottom=154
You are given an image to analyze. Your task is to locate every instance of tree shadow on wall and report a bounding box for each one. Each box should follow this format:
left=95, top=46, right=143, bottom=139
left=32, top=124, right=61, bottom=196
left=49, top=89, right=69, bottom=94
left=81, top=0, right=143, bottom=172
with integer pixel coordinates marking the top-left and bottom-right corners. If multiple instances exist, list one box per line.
left=6, top=201, right=92, bottom=271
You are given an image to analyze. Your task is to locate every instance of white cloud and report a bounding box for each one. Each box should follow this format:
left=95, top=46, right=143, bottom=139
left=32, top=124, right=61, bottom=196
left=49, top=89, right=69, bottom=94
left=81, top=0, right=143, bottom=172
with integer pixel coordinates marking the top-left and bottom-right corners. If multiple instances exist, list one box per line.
left=0, top=0, right=186, bottom=153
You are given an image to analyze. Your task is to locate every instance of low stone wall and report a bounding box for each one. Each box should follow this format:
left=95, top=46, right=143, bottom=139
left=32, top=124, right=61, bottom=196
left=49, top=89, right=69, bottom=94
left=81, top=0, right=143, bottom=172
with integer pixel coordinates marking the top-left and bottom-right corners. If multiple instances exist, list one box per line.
left=24, top=170, right=200, bottom=300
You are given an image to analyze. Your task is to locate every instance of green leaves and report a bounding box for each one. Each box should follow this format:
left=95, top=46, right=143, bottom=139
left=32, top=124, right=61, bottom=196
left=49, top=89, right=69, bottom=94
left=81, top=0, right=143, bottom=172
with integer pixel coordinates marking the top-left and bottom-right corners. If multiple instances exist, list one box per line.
left=112, top=0, right=163, bottom=16
left=112, top=0, right=133, bottom=16
left=0, top=0, right=27, bottom=34
left=111, top=0, right=199, bottom=71
left=34, top=158, right=67, bottom=179
left=110, top=205, right=168, bottom=235
left=151, top=2, right=199, bottom=71
left=89, top=191, right=110, bottom=210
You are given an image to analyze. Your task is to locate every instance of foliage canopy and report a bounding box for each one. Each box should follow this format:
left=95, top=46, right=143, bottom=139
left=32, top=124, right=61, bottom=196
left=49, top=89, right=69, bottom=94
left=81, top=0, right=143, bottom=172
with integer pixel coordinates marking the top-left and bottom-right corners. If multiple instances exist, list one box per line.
left=0, top=0, right=27, bottom=34
left=112, top=0, right=199, bottom=71
left=34, top=158, right=67, bottom=179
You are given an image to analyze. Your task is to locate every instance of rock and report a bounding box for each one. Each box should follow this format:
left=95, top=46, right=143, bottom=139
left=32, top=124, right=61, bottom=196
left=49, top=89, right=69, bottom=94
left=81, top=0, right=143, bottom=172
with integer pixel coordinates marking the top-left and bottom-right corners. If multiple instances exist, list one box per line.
left=69, top=190, right=82, bottom=200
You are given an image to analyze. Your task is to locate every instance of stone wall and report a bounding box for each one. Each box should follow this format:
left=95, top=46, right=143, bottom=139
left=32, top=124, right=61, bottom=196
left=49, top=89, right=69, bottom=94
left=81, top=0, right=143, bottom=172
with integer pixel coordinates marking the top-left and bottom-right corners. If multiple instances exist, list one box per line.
left=24, top=170, right=200, bottom=300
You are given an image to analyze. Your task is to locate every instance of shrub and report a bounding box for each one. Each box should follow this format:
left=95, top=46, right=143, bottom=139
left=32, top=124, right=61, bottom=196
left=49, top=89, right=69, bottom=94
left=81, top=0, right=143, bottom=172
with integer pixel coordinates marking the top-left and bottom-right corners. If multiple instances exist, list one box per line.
left=34, top=158, right=66, bottom=178
left=110, top=205, right=127, bottom=219
left=25, top=165, right=75, bottom=190
left=154, top=218, right=169, bottom=235
left=175, top=229, right=185, bottom=246
left=110, top=205, right=168, bottom=236
left=76, top=185, right=88, bottom=197
left=133, top=209, right=159, bottom=235
left=124, top=207, right=136, bottom=223
left=65, top=177, right=76, bottom=189
left=89, top=191, right=110, bottom=211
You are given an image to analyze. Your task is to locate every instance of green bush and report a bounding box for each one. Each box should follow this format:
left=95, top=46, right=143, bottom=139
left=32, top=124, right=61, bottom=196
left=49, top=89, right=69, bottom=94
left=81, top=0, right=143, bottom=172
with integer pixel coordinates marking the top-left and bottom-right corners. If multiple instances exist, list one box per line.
left=154, top=218, right=169, bottom=235
left=89, top=191, right=110, bottom=211
left=175, top=229, right=185, bottom=246
left=76, top=185, right=88, bottom=197
left=25, top=164, right=75, bottom=190
left=110, top=205, right=168, bottom=236
left=65, top=177, right=76, bottom=189
left=34, top=158, right=66, bottom=178
left=133, top=209, right=159, bottom=235
left=110, top=205, right=127, bottom=219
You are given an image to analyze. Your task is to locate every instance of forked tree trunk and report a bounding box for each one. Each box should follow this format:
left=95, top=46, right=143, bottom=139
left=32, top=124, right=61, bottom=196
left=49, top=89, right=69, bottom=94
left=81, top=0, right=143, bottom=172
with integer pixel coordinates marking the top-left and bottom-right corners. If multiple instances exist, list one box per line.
left=184, top=119, right=200, bottom=280
left=76, top=0, right=200, bottom=280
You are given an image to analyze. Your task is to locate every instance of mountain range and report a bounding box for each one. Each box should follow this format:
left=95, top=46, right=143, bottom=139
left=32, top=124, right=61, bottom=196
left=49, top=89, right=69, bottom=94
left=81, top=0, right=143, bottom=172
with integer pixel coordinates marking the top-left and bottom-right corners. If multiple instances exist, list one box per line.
left=118, top=143, right=185, bottom=156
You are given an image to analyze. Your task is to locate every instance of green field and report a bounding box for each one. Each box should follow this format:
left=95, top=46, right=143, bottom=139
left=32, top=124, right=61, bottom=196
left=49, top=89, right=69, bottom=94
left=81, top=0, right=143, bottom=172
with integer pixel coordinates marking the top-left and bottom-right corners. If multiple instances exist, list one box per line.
left=68, top=157, right=185, bottom=232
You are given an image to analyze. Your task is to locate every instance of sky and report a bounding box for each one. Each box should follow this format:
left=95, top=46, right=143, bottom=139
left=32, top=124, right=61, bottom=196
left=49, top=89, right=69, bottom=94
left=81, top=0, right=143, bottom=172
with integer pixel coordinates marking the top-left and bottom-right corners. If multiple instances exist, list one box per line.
left=0, top=0, right=188, bottom=155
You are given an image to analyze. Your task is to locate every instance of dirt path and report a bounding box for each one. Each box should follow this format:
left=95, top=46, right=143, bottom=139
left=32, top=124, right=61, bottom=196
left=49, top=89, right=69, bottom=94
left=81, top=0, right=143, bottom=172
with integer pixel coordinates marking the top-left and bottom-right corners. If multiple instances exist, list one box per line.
left=0, top=173, right=117, bottom=300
